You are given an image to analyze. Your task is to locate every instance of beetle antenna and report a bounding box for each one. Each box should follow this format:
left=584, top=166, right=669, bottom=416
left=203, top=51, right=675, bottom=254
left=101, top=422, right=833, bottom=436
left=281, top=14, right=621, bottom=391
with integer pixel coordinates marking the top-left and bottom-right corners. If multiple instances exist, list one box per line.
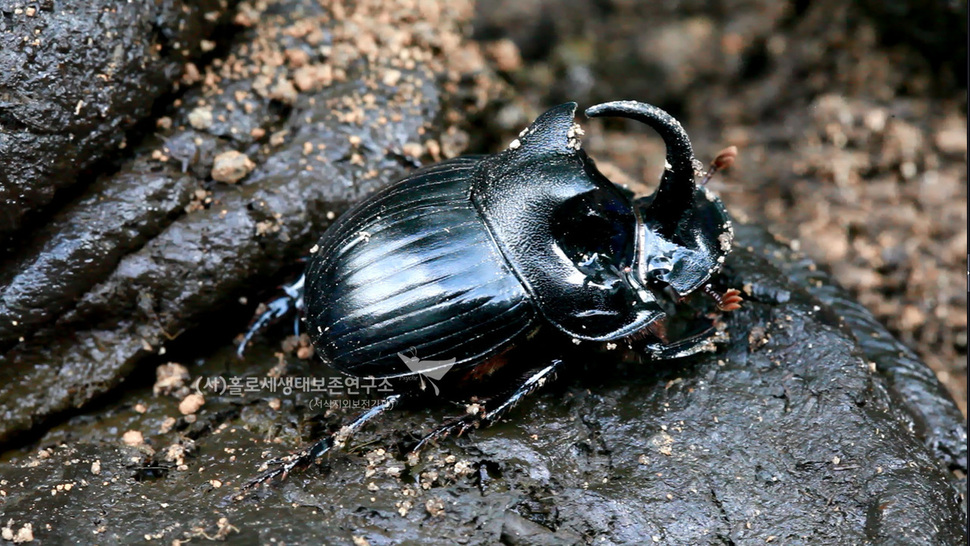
left=585, top=100, right=696, bottom=233
left=700, top=146, right=737, bottom=186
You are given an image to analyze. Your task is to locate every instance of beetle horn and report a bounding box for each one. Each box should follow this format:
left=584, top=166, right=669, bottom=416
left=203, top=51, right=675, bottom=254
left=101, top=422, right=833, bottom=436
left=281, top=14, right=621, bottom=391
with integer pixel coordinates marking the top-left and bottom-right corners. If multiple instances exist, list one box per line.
left=585, top=101, right=696, bottom=233
left=507, top=102, right=580, bottom=160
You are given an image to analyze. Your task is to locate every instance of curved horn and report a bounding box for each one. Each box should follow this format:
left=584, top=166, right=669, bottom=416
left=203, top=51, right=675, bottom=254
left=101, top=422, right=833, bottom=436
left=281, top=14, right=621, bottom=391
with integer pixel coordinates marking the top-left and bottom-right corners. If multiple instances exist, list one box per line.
left=585, top=101, right=697, bottom=233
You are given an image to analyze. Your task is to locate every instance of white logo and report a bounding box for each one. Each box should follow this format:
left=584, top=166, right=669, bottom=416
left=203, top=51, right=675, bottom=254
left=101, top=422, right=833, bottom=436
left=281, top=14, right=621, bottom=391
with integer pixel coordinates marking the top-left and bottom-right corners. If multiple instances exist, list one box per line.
left=397, top=348, right=455, bottom=395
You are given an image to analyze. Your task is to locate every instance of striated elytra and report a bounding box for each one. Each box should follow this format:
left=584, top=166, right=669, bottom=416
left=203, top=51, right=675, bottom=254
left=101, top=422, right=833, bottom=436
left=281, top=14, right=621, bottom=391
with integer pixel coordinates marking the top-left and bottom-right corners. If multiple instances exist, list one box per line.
left=238, top=100, right=740, bottom=492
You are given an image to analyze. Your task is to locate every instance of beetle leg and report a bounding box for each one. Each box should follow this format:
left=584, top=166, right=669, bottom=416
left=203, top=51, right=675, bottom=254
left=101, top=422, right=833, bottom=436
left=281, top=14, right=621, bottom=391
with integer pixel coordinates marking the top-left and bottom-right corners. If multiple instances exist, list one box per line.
left=410, top=359, right=566, bottom=454
left=409, top=413, right=478, bottom=454
left=237, top=274, right=306, bottom=358
left=238, top=393, right=405, bottom=494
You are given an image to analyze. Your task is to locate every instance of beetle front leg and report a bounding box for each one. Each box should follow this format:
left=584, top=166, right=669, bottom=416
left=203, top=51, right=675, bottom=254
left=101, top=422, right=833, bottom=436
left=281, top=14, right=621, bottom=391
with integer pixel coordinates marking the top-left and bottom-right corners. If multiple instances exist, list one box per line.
left=410, top=359, right=566, bottom=454
left=237, top=274, right=306, bottom=357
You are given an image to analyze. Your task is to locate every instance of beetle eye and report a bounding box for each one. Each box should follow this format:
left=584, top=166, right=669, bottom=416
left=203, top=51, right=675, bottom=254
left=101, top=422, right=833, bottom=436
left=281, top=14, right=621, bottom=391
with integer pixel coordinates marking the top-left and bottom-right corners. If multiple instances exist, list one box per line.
left=552, top=189, right=636, bottom=275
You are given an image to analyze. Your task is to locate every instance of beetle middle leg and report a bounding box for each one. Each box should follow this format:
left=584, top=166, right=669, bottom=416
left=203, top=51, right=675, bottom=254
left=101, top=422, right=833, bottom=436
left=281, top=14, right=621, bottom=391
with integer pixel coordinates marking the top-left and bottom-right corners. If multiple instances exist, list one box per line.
left=410, top=359, right=566, bottom=454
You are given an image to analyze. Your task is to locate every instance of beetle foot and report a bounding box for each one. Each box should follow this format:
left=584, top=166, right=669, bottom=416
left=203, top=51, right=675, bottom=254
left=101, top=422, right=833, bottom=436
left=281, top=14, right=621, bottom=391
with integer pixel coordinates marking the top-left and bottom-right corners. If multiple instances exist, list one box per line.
left=409, top=414, right=481, bottom=455
left=230, top=457, right=306, bottom=501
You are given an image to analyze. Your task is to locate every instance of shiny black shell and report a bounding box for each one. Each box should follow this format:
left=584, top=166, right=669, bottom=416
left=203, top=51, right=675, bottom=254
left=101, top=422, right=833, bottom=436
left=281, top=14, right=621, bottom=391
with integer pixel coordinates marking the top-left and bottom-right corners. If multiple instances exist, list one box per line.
left=304, top=101, right=732, bottom=378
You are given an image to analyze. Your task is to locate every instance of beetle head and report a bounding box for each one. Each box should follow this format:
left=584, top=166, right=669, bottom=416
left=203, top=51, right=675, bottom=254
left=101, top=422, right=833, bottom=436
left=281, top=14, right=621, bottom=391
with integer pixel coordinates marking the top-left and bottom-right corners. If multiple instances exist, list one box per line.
left=472, top=103, right=665, bottom=341
left=472, top=101, right=732, bottom=343
left=585, top=101, right=733, bottom=299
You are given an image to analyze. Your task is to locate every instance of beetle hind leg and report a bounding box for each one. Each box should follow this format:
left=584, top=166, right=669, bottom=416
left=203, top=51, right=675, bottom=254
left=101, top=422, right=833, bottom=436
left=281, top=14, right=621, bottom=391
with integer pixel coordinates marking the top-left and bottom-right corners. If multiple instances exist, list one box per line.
left=409, top=412, right=479, bottom=454
left=237, top=393, right=404, bottom=496
left=410, top=359, right=566, bottom=454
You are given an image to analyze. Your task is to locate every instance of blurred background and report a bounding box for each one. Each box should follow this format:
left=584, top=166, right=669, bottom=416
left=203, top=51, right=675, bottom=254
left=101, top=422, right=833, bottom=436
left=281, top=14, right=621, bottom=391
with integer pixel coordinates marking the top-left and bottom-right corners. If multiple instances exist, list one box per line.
left=470, top=0, right=968, bottom=414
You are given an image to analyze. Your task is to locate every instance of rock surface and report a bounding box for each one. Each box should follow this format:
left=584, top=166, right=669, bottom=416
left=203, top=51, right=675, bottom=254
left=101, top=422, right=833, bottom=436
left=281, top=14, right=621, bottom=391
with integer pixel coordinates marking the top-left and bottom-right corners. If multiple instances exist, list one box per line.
left=0, top=0, right=231, bottom=238
left=0, top=0, right=497, bottom=445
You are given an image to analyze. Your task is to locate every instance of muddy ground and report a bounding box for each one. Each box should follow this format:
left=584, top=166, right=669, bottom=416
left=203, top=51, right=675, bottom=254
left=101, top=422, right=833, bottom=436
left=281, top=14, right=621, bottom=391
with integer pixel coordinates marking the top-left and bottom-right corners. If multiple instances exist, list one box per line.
left=0, top=0, right=966, bottom=544
left=0, top=226, right=965, bottom=544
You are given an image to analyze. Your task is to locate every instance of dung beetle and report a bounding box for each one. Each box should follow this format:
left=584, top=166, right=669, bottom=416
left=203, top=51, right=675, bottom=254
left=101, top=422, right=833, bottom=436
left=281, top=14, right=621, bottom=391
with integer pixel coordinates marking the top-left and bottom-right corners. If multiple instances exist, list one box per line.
left=238, top=100, right=741, bottom=490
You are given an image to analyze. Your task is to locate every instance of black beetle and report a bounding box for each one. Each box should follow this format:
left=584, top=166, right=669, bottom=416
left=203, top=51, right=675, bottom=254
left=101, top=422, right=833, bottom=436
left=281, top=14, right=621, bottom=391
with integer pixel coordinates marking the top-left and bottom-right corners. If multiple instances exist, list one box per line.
left=239, top=100, right=740, bottom=489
